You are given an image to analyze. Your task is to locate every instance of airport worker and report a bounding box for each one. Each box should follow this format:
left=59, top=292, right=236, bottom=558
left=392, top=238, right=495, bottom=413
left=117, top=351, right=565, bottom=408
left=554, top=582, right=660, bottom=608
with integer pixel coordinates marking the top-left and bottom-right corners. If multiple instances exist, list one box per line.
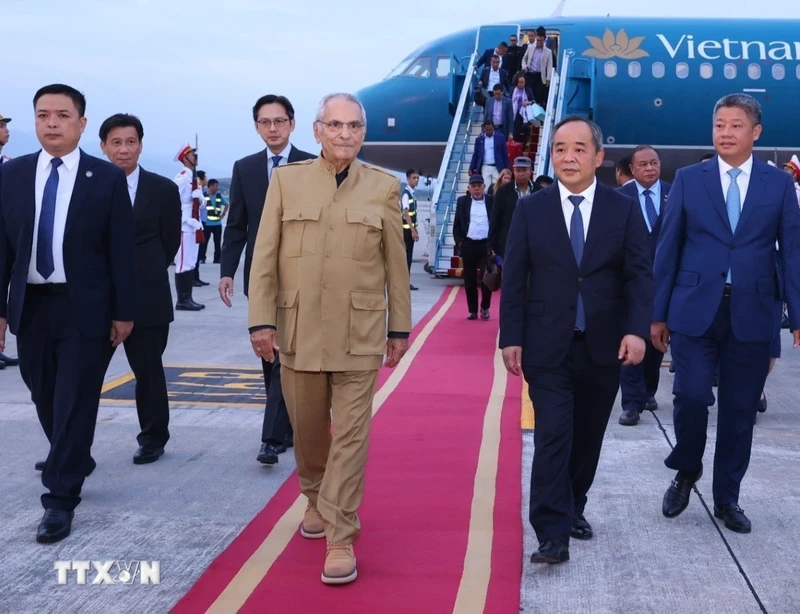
left=653, top=94, right=800, bottom=533
left=247, top=92, right=412, bottom=585
left=500, top=115, right=652, bottom=564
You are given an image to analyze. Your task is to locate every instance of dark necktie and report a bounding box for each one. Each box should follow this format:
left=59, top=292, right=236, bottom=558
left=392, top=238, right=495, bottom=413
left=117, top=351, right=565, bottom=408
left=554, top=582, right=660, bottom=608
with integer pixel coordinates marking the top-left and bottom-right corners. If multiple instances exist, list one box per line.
left=269, top=155, right=281, bottom=179
left=568, top=195, right=586, bottom=331
left=643, top=189, right=658, bottom=230
left=37, top=157, right=63, bottom=280
left=0, top=156, right=4, bottom=166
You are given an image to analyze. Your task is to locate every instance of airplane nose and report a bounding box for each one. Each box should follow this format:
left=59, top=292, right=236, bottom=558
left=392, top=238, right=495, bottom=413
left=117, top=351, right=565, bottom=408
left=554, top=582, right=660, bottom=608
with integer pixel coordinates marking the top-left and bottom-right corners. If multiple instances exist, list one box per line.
left=357, top=83, right=393, bottom=139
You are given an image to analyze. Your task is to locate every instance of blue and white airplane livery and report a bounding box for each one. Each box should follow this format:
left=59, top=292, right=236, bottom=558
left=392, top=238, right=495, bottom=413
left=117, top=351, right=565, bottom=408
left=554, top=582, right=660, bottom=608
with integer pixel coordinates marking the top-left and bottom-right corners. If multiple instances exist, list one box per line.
left=356, top=15, right=800, bottom=180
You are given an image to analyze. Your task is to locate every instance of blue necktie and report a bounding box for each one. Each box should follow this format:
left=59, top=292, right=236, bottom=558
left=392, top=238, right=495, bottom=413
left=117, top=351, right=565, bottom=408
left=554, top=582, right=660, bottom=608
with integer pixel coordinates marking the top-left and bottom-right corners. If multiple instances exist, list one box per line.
left=643, top=189, right=658, bottom=231
left=568, top=195, right=586, bottom=331
left=37, top=157, right=62, bottom=280
left=269, top=155, right=281, bottom=179
left=726, top=168, right=742, bottom=283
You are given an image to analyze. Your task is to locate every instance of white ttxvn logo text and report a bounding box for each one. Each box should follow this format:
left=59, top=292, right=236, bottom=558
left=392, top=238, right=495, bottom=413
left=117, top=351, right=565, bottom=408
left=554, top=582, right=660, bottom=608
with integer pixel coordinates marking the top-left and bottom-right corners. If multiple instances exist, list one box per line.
left=54, top=561, right=160, bottom=585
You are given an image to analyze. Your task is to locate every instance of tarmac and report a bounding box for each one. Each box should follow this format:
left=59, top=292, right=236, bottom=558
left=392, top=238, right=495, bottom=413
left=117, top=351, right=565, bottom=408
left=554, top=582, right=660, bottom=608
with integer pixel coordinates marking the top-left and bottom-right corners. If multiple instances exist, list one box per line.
left=1, top=251, right=799, bottom=613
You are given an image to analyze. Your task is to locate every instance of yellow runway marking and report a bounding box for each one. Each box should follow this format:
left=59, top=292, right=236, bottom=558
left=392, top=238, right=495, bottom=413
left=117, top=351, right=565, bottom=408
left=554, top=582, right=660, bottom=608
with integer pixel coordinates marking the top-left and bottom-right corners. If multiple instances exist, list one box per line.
left=452, top=334, right=506, bottom=614
left=205, top=286, right=460, bottom=614
left=521, top=379, right=535, bottom=430
left=101, top=373, right=135, bottom=393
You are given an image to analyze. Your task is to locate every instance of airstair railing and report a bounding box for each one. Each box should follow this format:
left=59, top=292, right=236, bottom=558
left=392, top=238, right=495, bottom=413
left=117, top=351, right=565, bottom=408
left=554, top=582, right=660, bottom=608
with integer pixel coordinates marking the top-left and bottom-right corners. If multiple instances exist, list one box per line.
left=429, top=50, right=478, bottom=274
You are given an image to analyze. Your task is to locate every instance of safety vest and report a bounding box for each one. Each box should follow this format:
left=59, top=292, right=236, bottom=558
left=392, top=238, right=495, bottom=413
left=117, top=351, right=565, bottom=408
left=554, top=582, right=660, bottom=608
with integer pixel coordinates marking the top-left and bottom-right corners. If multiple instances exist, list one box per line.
left=205, top=193, right=224, bottom=222
left=401, top=187, right=417, bottom=229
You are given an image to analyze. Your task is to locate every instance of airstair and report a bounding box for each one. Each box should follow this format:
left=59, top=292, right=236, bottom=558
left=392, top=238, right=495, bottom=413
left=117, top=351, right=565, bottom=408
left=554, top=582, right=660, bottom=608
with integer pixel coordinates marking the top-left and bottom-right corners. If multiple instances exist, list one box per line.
left=428, top=35, right=594, bottom=277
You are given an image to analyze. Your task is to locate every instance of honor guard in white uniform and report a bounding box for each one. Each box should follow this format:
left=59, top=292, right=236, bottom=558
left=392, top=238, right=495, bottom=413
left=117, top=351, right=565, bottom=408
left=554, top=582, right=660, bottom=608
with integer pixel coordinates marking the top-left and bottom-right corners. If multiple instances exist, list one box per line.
left=172, top=143, right=205, bottom=310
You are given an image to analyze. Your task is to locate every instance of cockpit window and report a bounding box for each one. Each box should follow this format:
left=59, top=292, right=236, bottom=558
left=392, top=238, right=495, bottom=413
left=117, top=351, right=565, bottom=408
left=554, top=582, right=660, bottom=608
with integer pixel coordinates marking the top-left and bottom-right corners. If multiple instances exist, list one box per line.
left=385, top=57, right=414, bottom=79
left=404, top=56, right=432, bottom=78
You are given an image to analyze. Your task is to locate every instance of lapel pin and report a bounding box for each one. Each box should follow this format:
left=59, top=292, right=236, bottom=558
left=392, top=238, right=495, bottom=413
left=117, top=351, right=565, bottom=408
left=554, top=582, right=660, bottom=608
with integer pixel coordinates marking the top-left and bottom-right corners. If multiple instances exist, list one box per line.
left=86, top=170, right=93, bottom=178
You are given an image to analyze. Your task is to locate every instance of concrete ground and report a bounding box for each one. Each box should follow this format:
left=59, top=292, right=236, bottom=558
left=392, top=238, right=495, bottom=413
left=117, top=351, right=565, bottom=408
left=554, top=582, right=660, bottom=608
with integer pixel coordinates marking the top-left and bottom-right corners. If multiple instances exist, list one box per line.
left=1, top=254, right=798, bottom=613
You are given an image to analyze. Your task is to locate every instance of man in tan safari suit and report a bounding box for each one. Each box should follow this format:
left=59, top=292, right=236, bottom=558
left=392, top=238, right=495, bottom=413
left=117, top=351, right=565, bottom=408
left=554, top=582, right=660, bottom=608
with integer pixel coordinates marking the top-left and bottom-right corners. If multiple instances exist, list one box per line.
left=248, top=92, right=412, bottom=585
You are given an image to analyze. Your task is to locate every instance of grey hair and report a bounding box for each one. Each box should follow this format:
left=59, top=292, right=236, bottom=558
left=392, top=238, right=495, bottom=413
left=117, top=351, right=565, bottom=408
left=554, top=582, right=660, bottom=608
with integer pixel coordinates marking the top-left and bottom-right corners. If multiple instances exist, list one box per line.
left=713, top=93, right=762, bottom=126
left=550, top=115, right=604, bottom=152
left=315, top=93, right=367, bottom=127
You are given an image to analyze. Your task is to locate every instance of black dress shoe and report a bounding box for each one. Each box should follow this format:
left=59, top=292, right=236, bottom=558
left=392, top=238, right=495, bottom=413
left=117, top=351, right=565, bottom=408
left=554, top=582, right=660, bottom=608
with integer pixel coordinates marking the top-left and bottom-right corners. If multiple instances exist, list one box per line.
left=0, top=351, right=19, bottom=366
left=284, top=434, right=294, bottom=449
left=662, top=468, right=702, bottom=518
left=467, top=313, right=477, bottom=320
left=714, top=504, right=752, bottom=533
left=619, top=409, right=640, bottom=426
left=133, top=445, right=164, bottom=465
left=570, top=513, right=593, bottom=540
left=410, top=284, right=418, bottom=291
left=257, top=442, right=279, bottom=465
left=0, top=356, right=18, bottom=367
left=757, top=393, right=767, bottom=413
left=530, top=540, right=569, bottom=564
left=0, top=360, right=5, bottom=369
left=480, top=309, right=490, bottom=320
left=36, top=458, right=96, bottom=476
left=36, top=509, right=74, bottom=544
left=645, top=397, right=658, bottom=411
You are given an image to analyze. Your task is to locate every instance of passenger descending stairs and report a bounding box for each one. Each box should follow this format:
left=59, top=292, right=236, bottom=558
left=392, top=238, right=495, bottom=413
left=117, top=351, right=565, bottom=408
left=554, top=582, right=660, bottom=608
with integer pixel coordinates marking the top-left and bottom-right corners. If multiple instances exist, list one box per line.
left=430, top=56, right=568, bottom=278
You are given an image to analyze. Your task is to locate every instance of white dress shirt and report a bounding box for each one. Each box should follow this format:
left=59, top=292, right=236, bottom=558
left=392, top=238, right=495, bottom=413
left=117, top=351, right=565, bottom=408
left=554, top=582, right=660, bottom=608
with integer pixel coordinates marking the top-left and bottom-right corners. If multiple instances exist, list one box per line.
left=467, top=198, right=490, bottom=240
left=483, top=135, right=496, bottom=165
left=558, top=178, right=596, bottom=241
left=127, top=165, right=141, bottom=206
left=267, top=142, right=293, bottom=177
left=718, top=154, right=752, bottom=209
left=28, top=148, right=81, bottom=284
left=487, top=68, right=501, bottom=91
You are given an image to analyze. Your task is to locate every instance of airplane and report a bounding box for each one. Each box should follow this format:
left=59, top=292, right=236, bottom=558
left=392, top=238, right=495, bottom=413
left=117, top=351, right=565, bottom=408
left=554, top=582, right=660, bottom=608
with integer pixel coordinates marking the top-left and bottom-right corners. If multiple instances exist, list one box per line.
left=355, top=15, right=800, bottom=184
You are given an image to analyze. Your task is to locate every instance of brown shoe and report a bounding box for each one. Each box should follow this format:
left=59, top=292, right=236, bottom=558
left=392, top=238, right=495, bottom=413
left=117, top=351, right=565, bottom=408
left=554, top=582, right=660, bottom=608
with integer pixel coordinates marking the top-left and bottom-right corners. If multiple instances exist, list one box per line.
left=300, top=504, right=325, bottom=539
left=322, top=542, right=357, bottom=585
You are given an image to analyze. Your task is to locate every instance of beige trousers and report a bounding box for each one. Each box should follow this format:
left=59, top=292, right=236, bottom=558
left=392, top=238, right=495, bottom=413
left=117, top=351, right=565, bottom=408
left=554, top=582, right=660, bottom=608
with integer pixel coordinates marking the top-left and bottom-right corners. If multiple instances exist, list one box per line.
left=281, top=366, right=378, bottom=544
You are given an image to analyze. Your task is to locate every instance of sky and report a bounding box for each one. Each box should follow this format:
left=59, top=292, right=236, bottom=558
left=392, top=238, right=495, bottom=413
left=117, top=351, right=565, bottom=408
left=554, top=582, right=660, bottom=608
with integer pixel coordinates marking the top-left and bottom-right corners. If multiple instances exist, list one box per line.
left=2, top=0, right=797, bottom=177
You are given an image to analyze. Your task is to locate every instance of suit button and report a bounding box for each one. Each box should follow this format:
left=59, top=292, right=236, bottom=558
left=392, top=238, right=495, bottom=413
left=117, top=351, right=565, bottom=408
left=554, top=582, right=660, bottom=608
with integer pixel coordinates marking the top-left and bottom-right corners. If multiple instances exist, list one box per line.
left=329, top=224, right=335, bottom=229
left=368, top=300, right=374, bottom=307
left=323, top=284, right=328, bottom=289
left=298, top=213, right=303, bottom=218
left=283, top=300, right=287, bottom=305
left=333, top=196, right=338, bottom=202
left=363, top=216, right=369, bottom=223
left=325, top=252, right=331, bottom=258
left=578, top=277, right=583, bottom=282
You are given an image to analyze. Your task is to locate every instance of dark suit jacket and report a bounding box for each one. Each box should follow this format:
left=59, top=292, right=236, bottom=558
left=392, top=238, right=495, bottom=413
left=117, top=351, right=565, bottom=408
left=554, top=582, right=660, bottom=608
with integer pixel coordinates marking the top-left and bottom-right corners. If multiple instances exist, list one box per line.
left=0, top=150, right=136, bottom=337
left=132, top=168, right=181, bottom=327
left=479, top=67, right=509, bottom=93
left=453, top=194, right=493, bottom=246
left=221, top=145, right=316, bottom=296
left=499, top=182, right=653, bottom=367
left=654, top=155, right=800, bottom=341
left=469, top=134, right=511, bottom=175
left=489, top=181, right=532, bottom=257
left=617, top=179, right=671, bottom=259
left=484, top=96, right=514, bottom=138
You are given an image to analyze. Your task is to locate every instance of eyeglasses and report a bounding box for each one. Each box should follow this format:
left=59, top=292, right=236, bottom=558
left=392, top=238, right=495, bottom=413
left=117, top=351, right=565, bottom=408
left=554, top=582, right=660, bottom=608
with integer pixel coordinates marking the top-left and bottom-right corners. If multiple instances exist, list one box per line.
left=257, top=118, right=290, bottom=128
left=316, top=120, right=365, bottom=133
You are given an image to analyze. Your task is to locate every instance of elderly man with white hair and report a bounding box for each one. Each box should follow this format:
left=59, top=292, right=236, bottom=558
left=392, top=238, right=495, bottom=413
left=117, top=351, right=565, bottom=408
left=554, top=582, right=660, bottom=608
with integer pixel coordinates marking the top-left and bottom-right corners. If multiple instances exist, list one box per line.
left=247, top=92, right=412, bottom=585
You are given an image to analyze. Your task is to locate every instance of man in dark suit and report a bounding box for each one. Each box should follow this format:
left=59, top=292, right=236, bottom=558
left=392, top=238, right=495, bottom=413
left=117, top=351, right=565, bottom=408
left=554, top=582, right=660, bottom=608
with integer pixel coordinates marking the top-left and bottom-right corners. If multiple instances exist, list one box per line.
left=500, top=116, right=652, bottom=563
left=478, top=55, right=510, bottom=97
left=219, top=94, right=315, bottom=465
left=617, top=145, right=671, bottom=426
left=653, top=94, right=800, bottom=533
left=489, top=156, right=534, bottom=260
left=99, top=113, right=181, bottom=464
left=453, top=174, right=494, bottom=320
left=469, top=121, right=510, bottom=188
left=484, top=85, right=514, bottom=139
left=0, top=84, right=136, bottom=543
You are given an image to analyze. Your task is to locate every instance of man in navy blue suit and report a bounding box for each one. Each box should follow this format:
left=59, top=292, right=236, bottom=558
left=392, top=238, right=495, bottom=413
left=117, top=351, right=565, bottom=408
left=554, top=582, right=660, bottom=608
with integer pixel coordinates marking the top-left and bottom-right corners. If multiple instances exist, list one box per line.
left=469, top=120, right=510, bottom=188
left=0, top=84, right=136, bottom=543
left=653, top=94, right=800, bottom=533
left=617, top=145, right=671, bottom=426
left=500, top=116, right=653, bottom=563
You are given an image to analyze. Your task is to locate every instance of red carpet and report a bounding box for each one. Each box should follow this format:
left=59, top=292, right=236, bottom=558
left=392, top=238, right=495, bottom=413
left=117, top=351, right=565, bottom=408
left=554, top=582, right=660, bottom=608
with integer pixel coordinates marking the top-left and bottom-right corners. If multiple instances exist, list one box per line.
left=172, top=287, right=522, bottom=613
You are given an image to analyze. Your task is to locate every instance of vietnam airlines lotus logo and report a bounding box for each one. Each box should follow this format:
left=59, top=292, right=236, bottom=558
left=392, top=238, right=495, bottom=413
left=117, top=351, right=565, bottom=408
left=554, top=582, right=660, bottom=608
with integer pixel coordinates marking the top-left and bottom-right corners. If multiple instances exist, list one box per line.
left=583, top=29, right=649, bottom=59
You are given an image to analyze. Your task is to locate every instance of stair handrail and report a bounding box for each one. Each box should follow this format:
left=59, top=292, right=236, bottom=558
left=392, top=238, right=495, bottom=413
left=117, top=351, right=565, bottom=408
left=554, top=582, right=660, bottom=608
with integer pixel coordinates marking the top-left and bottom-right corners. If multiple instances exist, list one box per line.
left=430, top=50, right=478, bottom=273
left=547, top=48, right=574, bottom=176
left=534, top=69, right=560, bottom=179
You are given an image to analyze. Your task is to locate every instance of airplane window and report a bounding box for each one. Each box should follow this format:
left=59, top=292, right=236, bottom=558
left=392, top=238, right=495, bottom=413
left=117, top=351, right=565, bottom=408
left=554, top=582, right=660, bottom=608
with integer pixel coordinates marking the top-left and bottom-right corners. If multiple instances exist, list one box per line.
left=628, top=62, right=641, bottom=78
left=404, top=56, right=432, bottom=78
left=604, top=61, right=617, bottom=77
left=436, top=56, right=451, bottom=78
left=652, top=62, right=665, bottom=78
left=773, top=64, right=785, bottom=80
left=700, top=63, right=713, bottom=79
left=748, top=63, right=761, bottom=79
left=724, top=63, right=737, bottom=79
left=676, top=63, right=689, bottom=78
left=385, top=57, right=414, bottom=79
